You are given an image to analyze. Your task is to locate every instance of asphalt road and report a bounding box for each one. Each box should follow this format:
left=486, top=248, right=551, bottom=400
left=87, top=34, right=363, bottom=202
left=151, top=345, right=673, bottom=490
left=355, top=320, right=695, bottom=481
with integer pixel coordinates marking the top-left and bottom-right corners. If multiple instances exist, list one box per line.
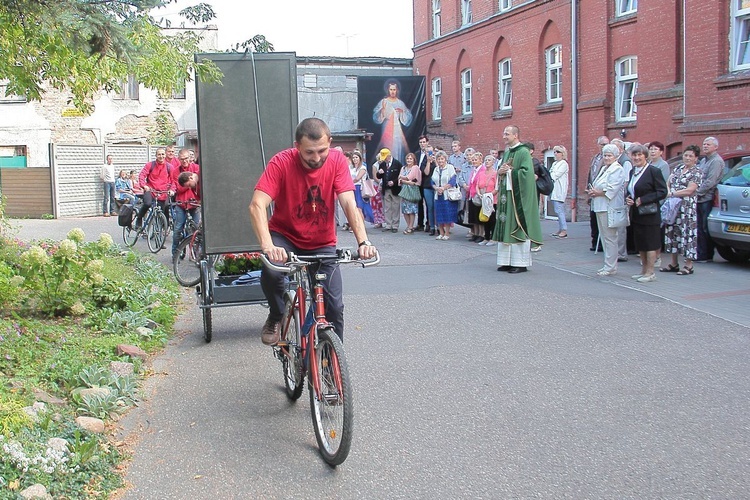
left=13, top=217, right=750, bottom=498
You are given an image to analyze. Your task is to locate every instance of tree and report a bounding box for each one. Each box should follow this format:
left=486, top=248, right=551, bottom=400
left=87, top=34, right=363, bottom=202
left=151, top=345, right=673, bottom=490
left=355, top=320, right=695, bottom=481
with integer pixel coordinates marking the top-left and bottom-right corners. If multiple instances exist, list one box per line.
left=0, top=0, right=254, bottom=112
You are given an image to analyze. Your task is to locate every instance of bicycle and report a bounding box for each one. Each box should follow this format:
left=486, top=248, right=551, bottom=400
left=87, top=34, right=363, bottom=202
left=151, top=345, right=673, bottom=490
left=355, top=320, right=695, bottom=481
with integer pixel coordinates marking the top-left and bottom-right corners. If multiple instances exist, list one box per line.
left=122, top=190, right=169, bottom=253
left=260, top=249, right=379, bottom=466
left=172, top=204, right=206, bottom=287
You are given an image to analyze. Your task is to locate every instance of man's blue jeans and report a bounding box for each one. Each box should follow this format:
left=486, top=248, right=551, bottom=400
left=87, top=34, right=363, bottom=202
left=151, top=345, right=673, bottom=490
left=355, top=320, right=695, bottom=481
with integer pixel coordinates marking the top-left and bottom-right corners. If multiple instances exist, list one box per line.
left=171, top=205, right=201, bottom=256
left=103, top=182, right=116, bottom=214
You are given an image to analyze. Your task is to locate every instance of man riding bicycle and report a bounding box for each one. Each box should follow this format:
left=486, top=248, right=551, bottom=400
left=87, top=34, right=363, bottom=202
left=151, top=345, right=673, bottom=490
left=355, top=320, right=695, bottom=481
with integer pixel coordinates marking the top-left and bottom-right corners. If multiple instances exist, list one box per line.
left=171, top=149, right=201, bottom=258
left=249, top=118, right=377, bottom=346
left=136, top=147, right=175, bottom=230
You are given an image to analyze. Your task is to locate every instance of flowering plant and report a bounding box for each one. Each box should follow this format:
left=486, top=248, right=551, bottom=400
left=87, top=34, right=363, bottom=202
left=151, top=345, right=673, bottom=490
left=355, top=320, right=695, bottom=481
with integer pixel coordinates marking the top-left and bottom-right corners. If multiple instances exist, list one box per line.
left=215, top=252, right=263, bottom=276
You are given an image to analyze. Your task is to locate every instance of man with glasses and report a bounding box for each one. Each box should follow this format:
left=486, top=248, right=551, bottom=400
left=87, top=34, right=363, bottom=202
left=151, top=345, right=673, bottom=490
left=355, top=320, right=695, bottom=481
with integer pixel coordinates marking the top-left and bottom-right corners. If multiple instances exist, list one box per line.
left=171, top=148, right=201, bottom=258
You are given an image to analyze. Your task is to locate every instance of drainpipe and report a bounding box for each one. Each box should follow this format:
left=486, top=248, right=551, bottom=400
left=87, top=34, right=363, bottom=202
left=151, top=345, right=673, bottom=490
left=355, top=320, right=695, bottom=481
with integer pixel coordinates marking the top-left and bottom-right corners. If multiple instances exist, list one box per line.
left=570, top=0, right=579, bottom=222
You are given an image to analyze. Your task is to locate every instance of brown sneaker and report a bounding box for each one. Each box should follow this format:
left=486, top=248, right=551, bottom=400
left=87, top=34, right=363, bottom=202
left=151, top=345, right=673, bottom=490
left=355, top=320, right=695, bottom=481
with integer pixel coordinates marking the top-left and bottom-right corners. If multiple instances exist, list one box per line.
left=261, top=317, right=280, bottom=345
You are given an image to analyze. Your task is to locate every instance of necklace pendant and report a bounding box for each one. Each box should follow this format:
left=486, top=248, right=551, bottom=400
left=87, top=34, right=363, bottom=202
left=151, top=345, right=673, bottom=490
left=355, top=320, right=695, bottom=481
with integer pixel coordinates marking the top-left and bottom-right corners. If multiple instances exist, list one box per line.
left=312, top=202, right=317, bottom=212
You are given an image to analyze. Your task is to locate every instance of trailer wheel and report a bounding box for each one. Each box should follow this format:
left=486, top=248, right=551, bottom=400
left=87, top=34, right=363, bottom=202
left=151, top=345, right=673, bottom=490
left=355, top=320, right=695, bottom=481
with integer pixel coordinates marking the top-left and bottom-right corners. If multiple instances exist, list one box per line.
left=202, top=307, right=212, bottom=343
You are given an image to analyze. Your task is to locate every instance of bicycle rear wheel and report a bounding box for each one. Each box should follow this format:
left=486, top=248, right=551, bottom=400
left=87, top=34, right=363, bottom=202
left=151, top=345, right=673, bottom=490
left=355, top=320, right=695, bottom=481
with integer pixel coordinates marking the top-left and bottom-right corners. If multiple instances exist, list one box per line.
left=173, top=232, right=203, bottom=287
left=147, top=211, right=168, bottom=253
left=309, top=327, right=353, bottom=466
left=280, top=292, right=304, bottom=400
left=122, top=225, right=138, bottom=247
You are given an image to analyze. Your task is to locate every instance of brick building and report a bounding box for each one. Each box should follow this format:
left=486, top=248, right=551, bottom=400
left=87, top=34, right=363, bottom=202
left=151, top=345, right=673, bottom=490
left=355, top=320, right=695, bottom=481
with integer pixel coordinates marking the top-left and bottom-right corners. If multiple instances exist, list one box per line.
left=412, top=0, right=750, bottom=220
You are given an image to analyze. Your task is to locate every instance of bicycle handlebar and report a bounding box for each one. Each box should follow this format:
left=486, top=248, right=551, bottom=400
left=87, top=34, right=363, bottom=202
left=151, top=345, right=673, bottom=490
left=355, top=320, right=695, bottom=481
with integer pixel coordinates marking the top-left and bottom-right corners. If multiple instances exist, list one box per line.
left=260, top=249, right=380, bottom=274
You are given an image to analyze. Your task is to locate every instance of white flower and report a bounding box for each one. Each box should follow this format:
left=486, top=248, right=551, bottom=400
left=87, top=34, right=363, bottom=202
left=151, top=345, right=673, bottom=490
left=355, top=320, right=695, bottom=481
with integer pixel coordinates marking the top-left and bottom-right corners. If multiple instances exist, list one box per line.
left=21, top=246, right=49, bottom=267
left=57, top=239, right=78, bottom=259
left=86, top=259, right=104, bottom=274
left=70, top=302, right=86, bottom=316
left=98, top=233, right=114, bottom=250
left=67, top=228, right=86, bottom=243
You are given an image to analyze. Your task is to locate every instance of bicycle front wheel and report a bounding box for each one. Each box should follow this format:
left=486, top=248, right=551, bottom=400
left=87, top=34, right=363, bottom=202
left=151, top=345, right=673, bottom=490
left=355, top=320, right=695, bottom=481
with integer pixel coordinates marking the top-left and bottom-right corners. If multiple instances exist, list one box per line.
left=280, top=293, right=304, bottom=400
left=147, top=211, right=168, bottom=253
left=309, top=327, right=353, bottom=466
left=173, top=233, right=203, bottom=287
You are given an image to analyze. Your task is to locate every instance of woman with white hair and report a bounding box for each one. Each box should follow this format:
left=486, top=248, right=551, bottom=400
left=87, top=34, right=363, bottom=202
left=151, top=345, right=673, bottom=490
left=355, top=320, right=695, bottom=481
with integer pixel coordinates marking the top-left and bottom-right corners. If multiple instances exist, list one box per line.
left=586, top=144, right=626, bottom=276
left=550, top=145, right=570, bottom=238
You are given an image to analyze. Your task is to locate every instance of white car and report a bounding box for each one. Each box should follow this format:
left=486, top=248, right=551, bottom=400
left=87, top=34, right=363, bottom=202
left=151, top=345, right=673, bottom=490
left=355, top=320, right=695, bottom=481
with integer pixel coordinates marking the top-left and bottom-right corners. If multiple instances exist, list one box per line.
left=708, top=156, right=750, bottom=263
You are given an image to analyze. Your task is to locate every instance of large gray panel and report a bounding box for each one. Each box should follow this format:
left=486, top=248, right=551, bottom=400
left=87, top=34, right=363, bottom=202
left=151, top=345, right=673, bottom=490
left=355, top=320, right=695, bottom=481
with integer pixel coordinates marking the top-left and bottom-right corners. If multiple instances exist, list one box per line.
left=195, top=52, right=298, bottom=254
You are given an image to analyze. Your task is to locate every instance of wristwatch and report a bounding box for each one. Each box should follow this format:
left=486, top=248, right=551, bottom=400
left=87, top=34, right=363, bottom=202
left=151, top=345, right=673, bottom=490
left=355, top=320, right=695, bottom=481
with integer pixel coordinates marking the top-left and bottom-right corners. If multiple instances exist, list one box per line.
left=358, top=240, right=372, bottom=247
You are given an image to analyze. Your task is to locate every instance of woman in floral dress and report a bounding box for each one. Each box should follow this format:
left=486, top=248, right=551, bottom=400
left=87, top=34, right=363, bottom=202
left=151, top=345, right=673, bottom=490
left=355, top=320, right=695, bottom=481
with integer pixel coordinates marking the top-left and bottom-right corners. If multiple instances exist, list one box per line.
left=398, top=153, right=421, bottom=233
left=662, top=145, right=703, bottom=275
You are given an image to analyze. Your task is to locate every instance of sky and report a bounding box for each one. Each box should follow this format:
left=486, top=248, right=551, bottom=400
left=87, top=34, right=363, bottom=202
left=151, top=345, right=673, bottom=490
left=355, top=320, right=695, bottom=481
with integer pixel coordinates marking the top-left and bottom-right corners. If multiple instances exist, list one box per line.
left=155, top=0, right=415, bottom=58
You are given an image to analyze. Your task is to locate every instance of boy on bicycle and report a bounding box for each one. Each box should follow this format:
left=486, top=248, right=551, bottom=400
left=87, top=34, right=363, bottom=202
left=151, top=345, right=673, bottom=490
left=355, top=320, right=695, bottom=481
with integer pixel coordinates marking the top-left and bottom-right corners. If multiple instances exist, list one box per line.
left=249, top=118, right=377, bottom=345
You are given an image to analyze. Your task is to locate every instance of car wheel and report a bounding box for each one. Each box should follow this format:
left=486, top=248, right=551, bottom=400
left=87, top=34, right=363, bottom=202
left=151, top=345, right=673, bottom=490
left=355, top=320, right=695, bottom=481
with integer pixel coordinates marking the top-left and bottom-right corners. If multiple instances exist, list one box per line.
left=715, top=245, right=750, bottom=263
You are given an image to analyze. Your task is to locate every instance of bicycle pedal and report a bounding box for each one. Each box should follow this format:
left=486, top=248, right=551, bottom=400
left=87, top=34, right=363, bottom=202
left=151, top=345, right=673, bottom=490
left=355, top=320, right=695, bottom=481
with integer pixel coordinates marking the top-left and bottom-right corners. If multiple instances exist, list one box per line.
left=323, top=393, right=342, bottom=405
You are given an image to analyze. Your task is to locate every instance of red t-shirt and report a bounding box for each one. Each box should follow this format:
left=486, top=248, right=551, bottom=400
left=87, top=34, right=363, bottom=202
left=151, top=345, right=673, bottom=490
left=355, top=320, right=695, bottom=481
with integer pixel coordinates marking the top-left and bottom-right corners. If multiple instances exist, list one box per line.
left=172, top=163, right=200, bottom=205
left=255, top=148, right=353, bottom=250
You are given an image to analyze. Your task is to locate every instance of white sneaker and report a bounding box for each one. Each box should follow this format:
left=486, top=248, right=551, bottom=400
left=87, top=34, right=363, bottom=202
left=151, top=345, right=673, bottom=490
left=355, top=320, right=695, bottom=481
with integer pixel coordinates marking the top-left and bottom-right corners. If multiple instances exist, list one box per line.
left=637, top=274, right=656, bottom=283
left=531, top=246, right=541, bottom=253
left=597, top=270, right=616, bottom=276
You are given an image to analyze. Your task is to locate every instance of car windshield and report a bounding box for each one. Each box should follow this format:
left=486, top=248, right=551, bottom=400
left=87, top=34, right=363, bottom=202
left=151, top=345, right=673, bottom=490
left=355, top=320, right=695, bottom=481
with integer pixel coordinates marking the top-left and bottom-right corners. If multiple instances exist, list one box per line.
left=720, top=159, right=750, bottom=187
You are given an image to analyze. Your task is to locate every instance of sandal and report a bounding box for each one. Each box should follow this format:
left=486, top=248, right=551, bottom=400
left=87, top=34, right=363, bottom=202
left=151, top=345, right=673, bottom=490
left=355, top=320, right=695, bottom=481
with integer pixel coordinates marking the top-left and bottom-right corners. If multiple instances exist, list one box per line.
left=676, top=266, right=694, bottom=275
left=660, top=264, right=680, bottom=272
left=403, top=228, right=413, bottom=234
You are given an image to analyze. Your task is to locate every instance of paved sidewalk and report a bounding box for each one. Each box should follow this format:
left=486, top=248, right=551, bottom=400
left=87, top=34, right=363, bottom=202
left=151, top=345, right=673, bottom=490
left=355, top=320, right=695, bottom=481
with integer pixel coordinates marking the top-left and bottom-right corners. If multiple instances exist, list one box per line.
left=512, top=218, right=750, bottom=329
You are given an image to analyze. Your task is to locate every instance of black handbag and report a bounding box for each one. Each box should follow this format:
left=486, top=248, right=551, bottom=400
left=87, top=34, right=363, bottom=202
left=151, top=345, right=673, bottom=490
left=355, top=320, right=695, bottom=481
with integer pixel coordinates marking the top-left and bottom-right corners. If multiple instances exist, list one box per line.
left=637, top=202, right=658, bottom=215
left=535, top=165, right=553, bottom=196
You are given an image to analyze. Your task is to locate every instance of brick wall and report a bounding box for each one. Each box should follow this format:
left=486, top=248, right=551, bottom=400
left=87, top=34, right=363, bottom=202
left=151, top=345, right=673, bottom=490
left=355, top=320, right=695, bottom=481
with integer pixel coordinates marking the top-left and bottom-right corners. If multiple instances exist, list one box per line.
left=413, top=0, right=750, bottom=221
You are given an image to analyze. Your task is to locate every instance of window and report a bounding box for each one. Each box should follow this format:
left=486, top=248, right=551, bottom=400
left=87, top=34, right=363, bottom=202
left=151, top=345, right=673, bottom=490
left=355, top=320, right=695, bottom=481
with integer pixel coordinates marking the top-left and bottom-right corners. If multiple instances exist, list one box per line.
left=545, top=45, right=562, bottom=103
left=461, top=0, right=472, bottom=26
left=171, top=81, right=186, bottom=99
left=616, top=0, right=637, bottom=16
left=498, top=58, right=512, bottom=110
left=0, top=145, right=28, bottom=167
left=431, top=77, right=442, bottom=120
left=731, top=0, right=750, bottom=71
left=460, top=69, right=472, bottom=115
left=0, top=80, right=27, bottom=103
left=303, top=74, right=317, bottom=88
left=432, top=0, right=441, bottom=38
left=500, top=0, right=512, bottom=12
left=615, top=56, right=638, bottom=121
left=116, top=75, right=139, bottom=100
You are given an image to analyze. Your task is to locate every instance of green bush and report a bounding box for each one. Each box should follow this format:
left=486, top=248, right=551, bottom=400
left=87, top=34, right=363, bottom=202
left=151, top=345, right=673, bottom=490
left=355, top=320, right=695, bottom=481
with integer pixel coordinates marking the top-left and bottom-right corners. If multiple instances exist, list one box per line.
left=0, top=226, right=179, bottom=497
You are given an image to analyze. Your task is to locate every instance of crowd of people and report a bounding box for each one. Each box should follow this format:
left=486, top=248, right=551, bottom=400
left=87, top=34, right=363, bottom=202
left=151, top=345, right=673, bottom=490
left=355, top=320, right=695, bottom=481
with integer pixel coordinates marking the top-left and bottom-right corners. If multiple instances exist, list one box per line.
left=586, top=135, right=724, bottom=282
left=336, top=128, right=724, bottom=280
left=339, top=126, right=544, bottom=273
